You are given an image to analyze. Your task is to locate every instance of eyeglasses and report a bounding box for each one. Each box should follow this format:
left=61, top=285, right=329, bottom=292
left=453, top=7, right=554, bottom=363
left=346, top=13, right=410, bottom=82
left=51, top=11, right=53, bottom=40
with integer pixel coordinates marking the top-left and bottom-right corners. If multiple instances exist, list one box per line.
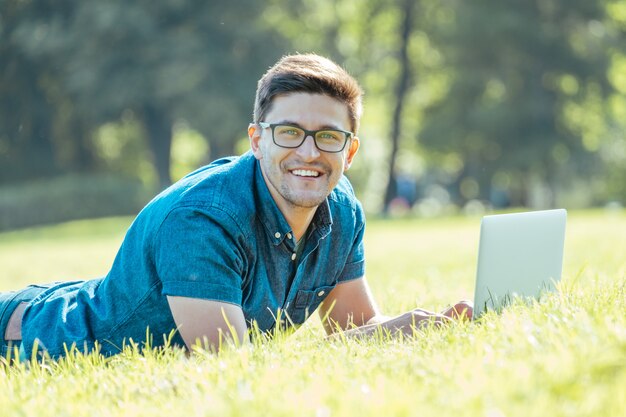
left=257, top=122, right=353, bottom=153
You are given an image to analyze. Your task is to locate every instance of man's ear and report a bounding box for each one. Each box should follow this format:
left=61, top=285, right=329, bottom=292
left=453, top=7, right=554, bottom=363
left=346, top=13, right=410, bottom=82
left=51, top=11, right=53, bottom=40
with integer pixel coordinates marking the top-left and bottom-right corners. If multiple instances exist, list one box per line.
left=343, top=136, right=360, bottom=171
left=248, top=123, right=263, bottom=160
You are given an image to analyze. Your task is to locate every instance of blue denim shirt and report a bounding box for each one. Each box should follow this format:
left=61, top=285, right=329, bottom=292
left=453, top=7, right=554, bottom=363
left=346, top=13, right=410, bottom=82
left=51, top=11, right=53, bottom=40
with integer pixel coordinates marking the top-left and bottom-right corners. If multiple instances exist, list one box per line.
left=21, top=151, right=366, bottom=357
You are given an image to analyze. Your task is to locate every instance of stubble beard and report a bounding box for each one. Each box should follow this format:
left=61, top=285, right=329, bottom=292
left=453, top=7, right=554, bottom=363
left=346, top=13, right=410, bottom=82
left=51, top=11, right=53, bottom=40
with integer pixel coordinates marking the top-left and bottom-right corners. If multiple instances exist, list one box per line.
left=278, top=182, right=327, bottom=209
left=264, top=159, right=335, bottom=209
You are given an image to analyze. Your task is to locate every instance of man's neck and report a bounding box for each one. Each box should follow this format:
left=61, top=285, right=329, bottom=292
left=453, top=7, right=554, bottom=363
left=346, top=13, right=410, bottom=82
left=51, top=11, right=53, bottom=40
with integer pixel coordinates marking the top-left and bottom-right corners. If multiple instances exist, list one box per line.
left=281, top=205, right=317, bottom=242
left=258, top=165, right=320, bottom=242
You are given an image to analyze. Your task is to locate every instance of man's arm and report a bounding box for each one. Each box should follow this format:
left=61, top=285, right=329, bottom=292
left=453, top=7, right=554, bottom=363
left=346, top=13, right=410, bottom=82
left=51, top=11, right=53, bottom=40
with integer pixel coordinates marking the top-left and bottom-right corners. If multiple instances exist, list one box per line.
left=318, top=277, right=382, bottom=334
left=167, top=296, right=248, bottom=352
left=318, top=277, right=472, bottom=338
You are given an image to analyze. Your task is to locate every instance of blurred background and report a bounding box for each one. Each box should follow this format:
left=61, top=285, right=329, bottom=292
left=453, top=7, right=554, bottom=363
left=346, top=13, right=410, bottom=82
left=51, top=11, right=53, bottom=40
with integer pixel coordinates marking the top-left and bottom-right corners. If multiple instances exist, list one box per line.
left=1, top=0, right=626, bottom=231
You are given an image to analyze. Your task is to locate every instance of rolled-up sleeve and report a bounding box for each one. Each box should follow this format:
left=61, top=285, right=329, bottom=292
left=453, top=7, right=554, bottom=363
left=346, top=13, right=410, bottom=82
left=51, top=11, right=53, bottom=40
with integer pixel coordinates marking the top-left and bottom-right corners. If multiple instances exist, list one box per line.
left=154, top=206, right=246, bottom=306
left=337, top=201, right=366, bottom=282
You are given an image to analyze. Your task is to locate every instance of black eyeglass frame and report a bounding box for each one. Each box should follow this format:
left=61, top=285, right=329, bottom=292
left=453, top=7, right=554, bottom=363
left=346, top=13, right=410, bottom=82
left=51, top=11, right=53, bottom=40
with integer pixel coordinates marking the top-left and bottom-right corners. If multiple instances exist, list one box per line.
left=257, top=122, right=353, bottom=153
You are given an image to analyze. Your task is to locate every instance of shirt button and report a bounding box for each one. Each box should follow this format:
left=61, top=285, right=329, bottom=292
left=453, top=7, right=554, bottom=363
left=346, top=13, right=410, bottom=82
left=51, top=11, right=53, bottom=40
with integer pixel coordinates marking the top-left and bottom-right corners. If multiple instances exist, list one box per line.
left=317, top=290, right=325, bottom=297
left=287, top=233, right=292, bottom=240
left=291, top=253, right=296, bottom=261
left=274, top=232, right=281, bottom=239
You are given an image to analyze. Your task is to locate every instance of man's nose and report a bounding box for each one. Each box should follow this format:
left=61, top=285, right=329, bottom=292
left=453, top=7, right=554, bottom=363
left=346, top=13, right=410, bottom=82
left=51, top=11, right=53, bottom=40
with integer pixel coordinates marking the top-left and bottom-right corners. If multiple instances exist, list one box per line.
left=296, top=135, right=321, bottom=160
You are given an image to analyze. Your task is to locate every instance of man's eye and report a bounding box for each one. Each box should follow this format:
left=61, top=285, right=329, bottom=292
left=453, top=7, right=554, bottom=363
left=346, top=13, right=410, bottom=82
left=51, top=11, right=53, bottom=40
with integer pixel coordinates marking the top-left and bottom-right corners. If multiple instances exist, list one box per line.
left=277, top=127, right=300, bottom=136
left=319, top=132, right=341, bottom=140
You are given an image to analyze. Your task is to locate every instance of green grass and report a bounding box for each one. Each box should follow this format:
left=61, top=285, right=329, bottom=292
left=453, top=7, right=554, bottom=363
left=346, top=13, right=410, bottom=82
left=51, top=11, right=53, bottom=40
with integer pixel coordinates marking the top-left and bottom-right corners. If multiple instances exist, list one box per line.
left=1, top=210, right=625, bottom=416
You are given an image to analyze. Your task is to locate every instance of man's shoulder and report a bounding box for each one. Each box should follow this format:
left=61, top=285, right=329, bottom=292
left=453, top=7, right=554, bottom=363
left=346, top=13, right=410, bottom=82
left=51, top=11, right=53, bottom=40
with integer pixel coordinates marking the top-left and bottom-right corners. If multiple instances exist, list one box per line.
left=185, top=150, right=253, bottom=176
left=136, top=152, right=258, bottom=231
left=168, top=152, right=256, bottom=207
left=183, top=152, right=254, bottom=188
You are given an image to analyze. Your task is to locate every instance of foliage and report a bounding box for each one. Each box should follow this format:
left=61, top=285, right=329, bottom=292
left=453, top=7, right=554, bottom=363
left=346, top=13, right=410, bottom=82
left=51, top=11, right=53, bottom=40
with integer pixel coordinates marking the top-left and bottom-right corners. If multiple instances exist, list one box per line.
left=0, top=174, right=151, bottom=231
left=1, top=0, right=287, bottom=188
left=0, top=211, right=625, bottom=416
left=261, top=0, right=626, bottom=210
left=261, top=0, right=414, bottom=207
left=418, top=0, right=626, bottom=207
left=0, top=0, right=68, bottom=182
left=2, top=0, right=626, bottom=216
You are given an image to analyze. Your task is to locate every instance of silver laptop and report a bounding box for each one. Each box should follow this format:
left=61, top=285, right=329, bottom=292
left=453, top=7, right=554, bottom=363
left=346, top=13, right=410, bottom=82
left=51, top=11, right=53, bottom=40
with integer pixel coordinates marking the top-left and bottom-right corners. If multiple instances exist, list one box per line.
left=472, top=209, right=567, bottom=319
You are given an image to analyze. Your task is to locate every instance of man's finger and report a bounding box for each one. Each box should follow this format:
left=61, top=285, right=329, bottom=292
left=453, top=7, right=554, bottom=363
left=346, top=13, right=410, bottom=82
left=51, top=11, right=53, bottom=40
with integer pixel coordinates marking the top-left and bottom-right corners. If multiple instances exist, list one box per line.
left=442, top=301, right=473, bottom=319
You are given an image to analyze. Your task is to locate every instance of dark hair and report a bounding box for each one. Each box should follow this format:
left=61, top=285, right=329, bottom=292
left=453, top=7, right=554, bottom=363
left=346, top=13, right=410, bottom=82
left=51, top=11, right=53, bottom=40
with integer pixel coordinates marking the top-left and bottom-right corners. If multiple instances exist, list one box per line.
left=253, top=54, right=363, bottom=133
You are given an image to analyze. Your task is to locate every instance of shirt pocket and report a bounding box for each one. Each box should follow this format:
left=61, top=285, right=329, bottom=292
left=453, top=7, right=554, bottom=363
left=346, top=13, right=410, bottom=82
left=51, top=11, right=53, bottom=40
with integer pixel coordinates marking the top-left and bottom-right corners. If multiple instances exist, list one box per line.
left=291, top=284, right=336, bottom=324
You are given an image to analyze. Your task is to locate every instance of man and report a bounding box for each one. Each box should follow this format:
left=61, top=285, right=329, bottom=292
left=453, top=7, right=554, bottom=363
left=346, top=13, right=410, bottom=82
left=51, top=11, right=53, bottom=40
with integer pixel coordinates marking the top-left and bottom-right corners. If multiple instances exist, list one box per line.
left=0, top=54, right=472, bottom=360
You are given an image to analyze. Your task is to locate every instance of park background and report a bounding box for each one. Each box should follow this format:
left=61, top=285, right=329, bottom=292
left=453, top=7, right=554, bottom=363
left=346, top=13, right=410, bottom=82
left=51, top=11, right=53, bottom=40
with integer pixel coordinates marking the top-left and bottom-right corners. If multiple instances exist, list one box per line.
left=2, top=0, right=626, bottom=230
left=2, top=2, right=626, bottom=416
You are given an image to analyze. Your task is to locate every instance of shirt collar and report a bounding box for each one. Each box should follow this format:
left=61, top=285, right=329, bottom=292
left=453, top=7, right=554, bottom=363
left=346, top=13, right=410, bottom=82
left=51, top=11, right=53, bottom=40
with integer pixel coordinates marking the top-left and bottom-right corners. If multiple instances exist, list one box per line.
left=253, top=157, right=333, bottom=246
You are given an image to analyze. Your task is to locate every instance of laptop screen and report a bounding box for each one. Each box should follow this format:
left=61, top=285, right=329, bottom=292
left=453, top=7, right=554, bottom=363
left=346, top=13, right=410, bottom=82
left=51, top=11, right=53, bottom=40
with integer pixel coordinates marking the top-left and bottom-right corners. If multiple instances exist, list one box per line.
left=472, top=209, right=567, bottom=319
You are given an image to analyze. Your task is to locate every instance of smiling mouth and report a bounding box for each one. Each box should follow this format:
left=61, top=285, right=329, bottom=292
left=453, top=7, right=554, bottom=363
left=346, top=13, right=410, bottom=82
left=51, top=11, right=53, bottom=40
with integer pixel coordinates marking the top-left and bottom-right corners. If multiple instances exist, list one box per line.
left=291, top=169, right=321, bottom=178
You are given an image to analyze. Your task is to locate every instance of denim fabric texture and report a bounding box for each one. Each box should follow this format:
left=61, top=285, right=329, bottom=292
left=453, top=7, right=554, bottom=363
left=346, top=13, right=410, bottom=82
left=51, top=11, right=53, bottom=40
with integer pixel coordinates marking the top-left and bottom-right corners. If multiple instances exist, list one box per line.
left=20, top=151, right=366, bottom=358
left=0, top=283, right=57, bottom=358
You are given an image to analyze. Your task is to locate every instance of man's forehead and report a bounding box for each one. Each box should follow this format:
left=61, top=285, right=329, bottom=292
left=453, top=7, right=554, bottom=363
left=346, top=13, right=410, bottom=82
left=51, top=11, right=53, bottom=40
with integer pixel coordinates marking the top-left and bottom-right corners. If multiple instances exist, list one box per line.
left=265, top=92, right=351, bottom=129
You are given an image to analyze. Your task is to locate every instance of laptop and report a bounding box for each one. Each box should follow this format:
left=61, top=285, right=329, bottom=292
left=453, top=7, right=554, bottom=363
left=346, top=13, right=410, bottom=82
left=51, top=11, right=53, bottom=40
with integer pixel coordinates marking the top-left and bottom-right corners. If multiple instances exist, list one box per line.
left=472, top=209, right=567, bottom=319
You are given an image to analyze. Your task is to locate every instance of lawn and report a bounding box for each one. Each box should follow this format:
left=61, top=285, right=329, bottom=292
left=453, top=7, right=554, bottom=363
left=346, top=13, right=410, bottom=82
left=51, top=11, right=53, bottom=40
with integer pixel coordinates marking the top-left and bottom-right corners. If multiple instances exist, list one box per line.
left=0, top=210, right=625, bottom=416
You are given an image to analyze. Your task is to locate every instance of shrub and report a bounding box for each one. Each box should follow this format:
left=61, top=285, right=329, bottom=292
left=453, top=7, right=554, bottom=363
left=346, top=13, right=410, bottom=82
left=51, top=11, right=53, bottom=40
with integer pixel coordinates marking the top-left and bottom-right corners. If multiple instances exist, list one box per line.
left=0, top=174, right=154, bottom=231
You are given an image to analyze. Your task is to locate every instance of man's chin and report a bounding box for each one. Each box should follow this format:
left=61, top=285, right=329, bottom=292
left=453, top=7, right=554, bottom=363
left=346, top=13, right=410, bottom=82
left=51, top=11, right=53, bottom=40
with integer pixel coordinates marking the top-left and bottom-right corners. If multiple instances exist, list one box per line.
left=284, top=191, right=328, bottom=209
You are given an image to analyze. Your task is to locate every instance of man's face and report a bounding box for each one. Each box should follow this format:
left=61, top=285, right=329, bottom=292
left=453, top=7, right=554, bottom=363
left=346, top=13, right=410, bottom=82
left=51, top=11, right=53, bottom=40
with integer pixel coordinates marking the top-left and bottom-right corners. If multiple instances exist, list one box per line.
left=249, top=92, right=360, bottom=212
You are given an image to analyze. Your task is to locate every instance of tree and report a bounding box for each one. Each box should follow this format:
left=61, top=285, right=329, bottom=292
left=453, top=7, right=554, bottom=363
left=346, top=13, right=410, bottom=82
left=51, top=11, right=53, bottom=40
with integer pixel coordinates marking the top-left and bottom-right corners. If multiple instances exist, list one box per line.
left=382, top=0, right=417, bottom=213
left=418, top=0, right=624, bottom=207
left=9, top=0, right=287, bottom=189
left=0, top=0, right=82, bottom=183
left=262, top=0, right=421, bottom=210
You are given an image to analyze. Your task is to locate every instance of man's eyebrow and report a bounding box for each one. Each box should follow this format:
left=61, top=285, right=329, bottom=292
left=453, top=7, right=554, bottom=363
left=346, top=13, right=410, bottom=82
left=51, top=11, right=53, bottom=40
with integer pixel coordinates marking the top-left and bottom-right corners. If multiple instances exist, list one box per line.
left=275, top=120, right=344, bottom=130
left=275, top=120, right=302, bottom=127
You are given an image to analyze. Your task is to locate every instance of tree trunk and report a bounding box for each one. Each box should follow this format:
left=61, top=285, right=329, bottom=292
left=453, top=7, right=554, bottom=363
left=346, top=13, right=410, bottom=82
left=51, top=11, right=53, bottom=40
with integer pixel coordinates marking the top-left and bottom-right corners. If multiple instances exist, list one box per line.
left=71, top=117, right=96, bottom=173
left=142, top=104, right=173, bottom=189
left=209, top=138, right=236, bottom=160
left=383, top=0, right=416, bottom=214
left=13, top=65, right=59, bottom=181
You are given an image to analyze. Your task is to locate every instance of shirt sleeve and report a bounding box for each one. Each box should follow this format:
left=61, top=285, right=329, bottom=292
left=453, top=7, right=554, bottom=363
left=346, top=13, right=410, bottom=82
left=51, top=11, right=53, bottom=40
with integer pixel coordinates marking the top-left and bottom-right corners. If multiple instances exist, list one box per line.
left=337, top=200, right=366, bottom=282
left=153, top=205, right=247, bottom=306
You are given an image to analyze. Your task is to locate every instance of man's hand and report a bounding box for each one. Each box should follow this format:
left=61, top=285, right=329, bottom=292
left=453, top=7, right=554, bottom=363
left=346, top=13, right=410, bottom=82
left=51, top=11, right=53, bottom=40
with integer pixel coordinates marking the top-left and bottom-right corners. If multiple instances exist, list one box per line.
left=385, top=307, right=451, bottom=335
left=329, top=300, right=472, bottom=340
left=441, top=300, right=473, bottom=320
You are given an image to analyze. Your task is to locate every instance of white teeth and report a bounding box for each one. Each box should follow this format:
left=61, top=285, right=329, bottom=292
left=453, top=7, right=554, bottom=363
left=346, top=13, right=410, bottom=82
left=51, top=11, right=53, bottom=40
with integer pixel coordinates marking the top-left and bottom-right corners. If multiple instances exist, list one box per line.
left=292, top=169, right=320, bottom=177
